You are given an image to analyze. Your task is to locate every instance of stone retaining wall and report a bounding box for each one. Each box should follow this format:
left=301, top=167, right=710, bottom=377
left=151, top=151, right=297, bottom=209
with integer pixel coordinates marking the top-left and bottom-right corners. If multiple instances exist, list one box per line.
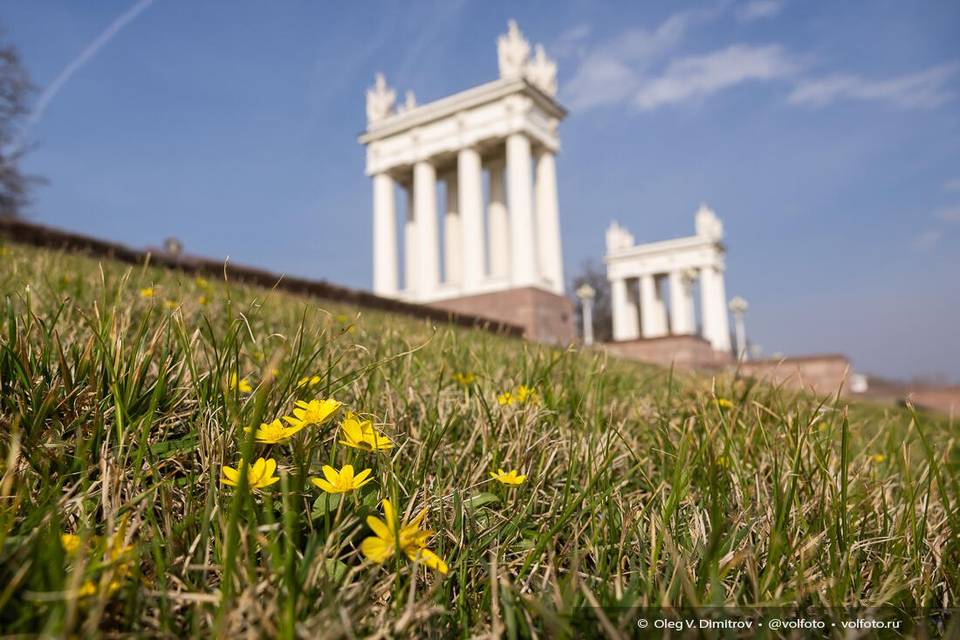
left=0, top=218, right=524, bottom=337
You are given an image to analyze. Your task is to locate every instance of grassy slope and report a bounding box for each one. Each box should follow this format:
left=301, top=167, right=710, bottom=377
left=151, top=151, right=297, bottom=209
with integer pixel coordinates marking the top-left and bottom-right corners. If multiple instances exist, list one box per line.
left=0, top=243, right=956, bottom=637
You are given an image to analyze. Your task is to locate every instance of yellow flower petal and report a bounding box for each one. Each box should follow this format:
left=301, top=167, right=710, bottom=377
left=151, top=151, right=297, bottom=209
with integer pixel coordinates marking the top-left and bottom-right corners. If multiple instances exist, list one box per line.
left=360, top=536, right=393, bottom=563
left=310, top=477, right=337, bottom=493
left=410, top=547, right=448, bottom=574
left=321, top=465, right=339, bottom=484
left=382, top=499, right=396, bottom=533
left=366, top=515, right=392, bottom=540
left=221, top=466, right=240, bottom=485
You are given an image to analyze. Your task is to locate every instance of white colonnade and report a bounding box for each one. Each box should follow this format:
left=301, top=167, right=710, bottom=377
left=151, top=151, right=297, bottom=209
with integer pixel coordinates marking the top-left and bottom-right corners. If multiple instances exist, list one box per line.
left=361, top=21, right=566, bottom=304
left=369, top=138, right=564, bottom=301
left=605, top=205, right=733, bottom=353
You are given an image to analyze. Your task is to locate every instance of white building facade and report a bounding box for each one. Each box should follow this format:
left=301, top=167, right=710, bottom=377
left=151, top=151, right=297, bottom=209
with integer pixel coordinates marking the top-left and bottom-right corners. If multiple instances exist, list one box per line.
left=359, top=21, right=566, bottom=305
left=605, top=205, right=732, bottom=353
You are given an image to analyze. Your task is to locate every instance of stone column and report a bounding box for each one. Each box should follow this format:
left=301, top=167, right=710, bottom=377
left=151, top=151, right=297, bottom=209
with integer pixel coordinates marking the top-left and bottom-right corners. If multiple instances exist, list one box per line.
left=413, top=160, right=439, bottom=296
left=372, top=173, right=397, bottom=296
left=639, top=274, right=668, bottom=338
left=487, top=160, right=510, bottom=279
left=712, top=266, right=732, bottom=353
left=404, top=185, right=417, bottom=294
left=506, top=133, right=537, bottom=287
left=458, top=147, right=485, bottom=292
left=668, top=270, right=695, bottom=334
left=535, top=149, right=564, bottom=294
left=610, top=277, right=639, bottom=341
left=443, top=174, right=462, bottom=286
left=700, top=266, right=731, bottom=352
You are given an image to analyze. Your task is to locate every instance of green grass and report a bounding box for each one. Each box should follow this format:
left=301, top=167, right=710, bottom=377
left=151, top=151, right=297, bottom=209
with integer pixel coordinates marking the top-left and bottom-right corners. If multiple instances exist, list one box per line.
left=0, top=243, right=957, bottom=637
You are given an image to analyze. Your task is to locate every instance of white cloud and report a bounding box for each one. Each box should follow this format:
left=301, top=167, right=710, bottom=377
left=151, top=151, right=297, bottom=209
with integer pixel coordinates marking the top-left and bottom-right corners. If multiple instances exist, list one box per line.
left=562, top=6, right=955, bottom=114
left=551, top=24, right=591, bottom=59
left=634, top=44, right=797, bottom=110
left=944, top=178, right=960, bottom=192
left=564, top=8, right=795, bottom=111
left=738, top=0, right=786, bottom=22
left=788, top=63, right=959, bottom=109
left=936, top=205, right=960, bottom=222
left=911, top=229, right=942, bottom=251
left=564, top=9, right=715, bottom=109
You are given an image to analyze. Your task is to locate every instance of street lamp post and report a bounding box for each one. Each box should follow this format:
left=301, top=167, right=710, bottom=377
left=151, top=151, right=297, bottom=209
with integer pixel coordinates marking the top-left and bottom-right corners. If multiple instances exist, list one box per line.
left=576, top=283, right=596, bottom=346
left=728, top=296, right=749, bottom=361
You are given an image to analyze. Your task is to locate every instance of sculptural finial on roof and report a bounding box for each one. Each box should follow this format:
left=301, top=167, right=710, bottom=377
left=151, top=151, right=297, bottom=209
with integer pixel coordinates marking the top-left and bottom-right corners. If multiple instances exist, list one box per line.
left=498, top=21, right=558, bottom=97
left=606, top=221, right=635, bottom=254
left=396, top=90, right=417, bottom=114
left=366, top=73, right=396, bottom=126
left=498, top=19, right=531, bottom=80
left=527, top=44, right=557, bottom=96
left=695, top=203, right=724, bottom=240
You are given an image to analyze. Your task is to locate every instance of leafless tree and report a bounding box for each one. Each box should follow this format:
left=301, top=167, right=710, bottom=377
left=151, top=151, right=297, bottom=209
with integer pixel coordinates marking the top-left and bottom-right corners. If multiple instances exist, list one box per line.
left=570, top=258, right=613, bottom=343
left=0, top=33, right=38, bottom=218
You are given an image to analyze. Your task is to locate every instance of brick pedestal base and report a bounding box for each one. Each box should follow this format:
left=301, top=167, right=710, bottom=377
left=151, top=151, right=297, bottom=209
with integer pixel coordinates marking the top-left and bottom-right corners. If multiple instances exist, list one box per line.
left=429, top=287, right=575, bottom=344
left=603, top=335, right=733, bottom=370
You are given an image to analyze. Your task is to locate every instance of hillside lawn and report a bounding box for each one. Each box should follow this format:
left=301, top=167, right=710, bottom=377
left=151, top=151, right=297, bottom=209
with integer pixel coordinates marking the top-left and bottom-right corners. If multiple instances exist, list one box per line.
left=0, top=243, right=957, bottom=637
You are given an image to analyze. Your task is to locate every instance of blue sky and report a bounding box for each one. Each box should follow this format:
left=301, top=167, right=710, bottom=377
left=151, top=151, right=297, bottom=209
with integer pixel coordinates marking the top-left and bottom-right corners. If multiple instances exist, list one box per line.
left=3, top=1, right=959, bottom=380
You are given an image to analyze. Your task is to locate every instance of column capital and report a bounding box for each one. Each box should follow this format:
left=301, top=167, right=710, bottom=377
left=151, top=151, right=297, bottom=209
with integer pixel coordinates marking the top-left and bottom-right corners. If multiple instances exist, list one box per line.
left=533, top=145, right=556, bottom=159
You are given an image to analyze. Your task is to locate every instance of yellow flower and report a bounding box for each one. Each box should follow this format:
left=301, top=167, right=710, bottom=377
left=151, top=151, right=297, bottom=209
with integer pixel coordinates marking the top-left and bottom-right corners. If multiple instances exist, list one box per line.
left=284, top=398, right=342, bottom=429
left=310, top=464, right=373, bottom=494
left=360, top=499, right=448, bottom=574
left=61, top=533, right=82, bottom=555
left=338, top=413, right=394, bottom=451
left=139, top=287, right=155, bottom=299
left=453, top=372, right=476, bottom=386
left=199, top=295, right=209, bottom=306
left=195, top=276, right=210, bottom=289
left=163, top=299, right=178, bottom=310
left=77, top=577, right=125, bottom=598
left=297, top=375, right=322, bottom=389
left=220, top=457, right=280, bottom=491
left=717, top=398, right=734, bottom=409
left=102, top=514, right=135, bottom=589
left=229, top=373, right=253, bottom=394
left=490, top=468, right=526, bottom=486
left=871, top=454, right=886, bottom=463
left=245, top=418, right=305, bottom=444
left=335, top=314, right=349, bottom=324
left=499, top=385, right=537, bottom=406
left=514, top=385, right=538, bottom=404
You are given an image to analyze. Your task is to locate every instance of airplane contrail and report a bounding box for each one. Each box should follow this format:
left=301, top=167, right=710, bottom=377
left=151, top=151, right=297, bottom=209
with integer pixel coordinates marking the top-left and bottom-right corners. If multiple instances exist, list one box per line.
left=13, top=0, right=156, bottom=152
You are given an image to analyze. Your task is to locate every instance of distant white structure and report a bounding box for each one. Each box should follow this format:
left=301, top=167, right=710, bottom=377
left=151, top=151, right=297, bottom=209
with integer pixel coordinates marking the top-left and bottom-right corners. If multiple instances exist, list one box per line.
left=576, top=282, right=596, bottom=346
left=604, top=204, right=732, bottom=353
left=358, top=20, right=565, bottom=304
left=728, top=296, right=749, bottom=360
left=849, top=373, right=869, bottom=393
